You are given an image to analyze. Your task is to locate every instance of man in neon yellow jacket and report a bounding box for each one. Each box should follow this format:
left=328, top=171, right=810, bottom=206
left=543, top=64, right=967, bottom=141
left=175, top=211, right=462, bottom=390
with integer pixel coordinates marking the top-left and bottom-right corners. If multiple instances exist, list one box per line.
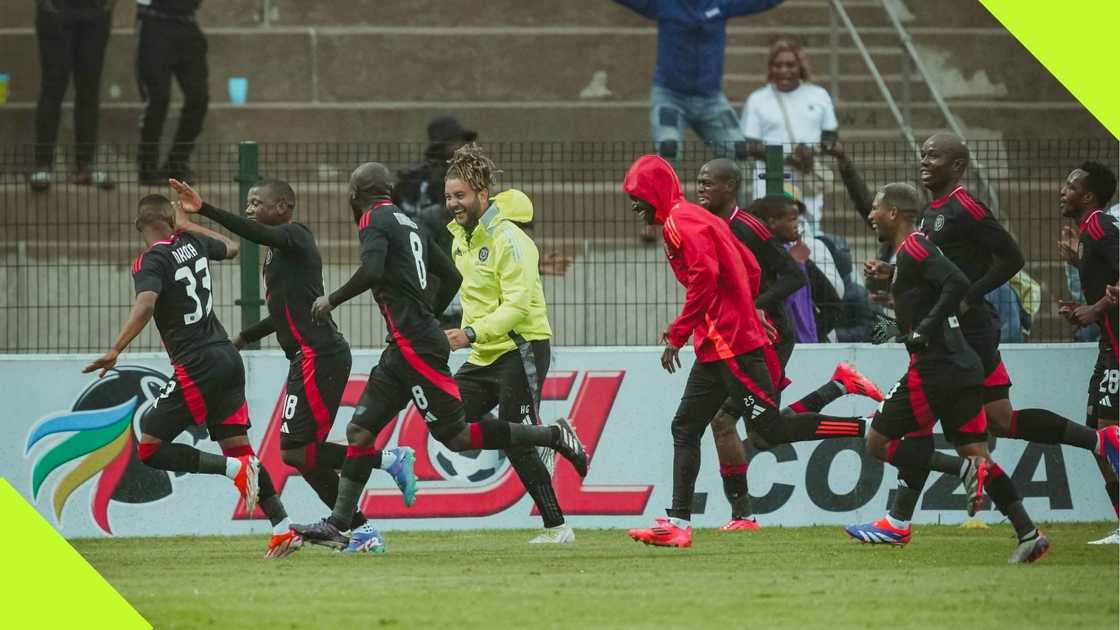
left=444, top=144, right=577, bottom=544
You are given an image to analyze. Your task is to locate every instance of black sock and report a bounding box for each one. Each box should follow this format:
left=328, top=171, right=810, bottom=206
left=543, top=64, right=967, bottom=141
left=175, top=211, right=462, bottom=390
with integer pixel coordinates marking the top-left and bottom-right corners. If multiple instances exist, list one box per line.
left=143, top=443, right=204, bottom=473
left=985, top=462, right=1036, bottom=540
left=887, top=439, right=964, bottom=475
left=721, top=465, right=752, bottom=519
left=1012, top=409, right=1096, bottom=450
left=1106, top=481, right=1118, bottom=517
left=509, top=447, right=565, bottom=528
left=888, top=465, right=930, bottom=522
left=784, top=381, right=844, bottom=414
left=331, top=447, right=378, bottom=529
left=316, top=442, right=347, bottom=470
left=256, top=467, right=287, bottom=527
left=302, top=467, right=341, bottom=510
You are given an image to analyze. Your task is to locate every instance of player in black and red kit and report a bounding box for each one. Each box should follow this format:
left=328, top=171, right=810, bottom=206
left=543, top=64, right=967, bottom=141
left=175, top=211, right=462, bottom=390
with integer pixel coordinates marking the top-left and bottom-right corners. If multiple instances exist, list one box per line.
left=850, top=133, right=1115, bottom=543
left=855, top=183, right=1049, bottom=563
left=294, top=162, right=587, bottom=553
left=83, top=193, right=301, bottom=558
left=1058, top=161, right=1120, bottom=544
left=695, top=159, right=883, bottom=530
left=169, top=178, right=418, bottom=533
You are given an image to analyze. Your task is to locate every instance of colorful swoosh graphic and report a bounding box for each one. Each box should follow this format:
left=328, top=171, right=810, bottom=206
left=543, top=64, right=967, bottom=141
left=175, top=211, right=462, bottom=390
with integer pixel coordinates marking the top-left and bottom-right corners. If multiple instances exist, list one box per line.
left=27, top=397, right=137, bottom=534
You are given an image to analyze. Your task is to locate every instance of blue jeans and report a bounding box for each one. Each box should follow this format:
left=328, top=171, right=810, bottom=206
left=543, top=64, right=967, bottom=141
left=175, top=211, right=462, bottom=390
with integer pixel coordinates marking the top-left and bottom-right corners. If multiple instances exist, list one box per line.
left=649, top=85, right=746, bottom=160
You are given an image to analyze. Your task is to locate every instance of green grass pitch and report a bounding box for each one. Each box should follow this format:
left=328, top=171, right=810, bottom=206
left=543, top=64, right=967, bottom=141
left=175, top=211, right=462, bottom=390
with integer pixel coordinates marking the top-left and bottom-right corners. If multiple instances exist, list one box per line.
left=74, top=523, right=1119, bottom=629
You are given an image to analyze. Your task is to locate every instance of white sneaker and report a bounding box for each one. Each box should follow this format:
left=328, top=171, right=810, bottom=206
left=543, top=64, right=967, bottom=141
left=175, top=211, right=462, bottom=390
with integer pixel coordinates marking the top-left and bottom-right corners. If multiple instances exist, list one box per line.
left=528, top=524, right=575, bottom=544
left=1088, top=528, right=1120, bottom=545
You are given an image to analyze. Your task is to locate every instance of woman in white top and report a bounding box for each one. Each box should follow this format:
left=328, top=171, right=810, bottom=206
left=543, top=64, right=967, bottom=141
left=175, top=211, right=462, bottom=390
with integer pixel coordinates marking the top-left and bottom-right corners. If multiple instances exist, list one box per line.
left=741, top=38, right=839, bottom=236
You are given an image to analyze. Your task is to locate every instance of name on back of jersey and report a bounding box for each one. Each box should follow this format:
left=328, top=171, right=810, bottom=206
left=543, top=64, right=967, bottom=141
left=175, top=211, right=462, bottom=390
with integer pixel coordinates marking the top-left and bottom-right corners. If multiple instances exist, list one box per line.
left=171, top=242, right=200, bottom=265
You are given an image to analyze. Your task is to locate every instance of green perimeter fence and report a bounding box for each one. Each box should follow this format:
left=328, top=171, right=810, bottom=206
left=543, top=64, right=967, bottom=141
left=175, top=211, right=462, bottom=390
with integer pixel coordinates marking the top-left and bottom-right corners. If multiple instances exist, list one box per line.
left=1, top=138, right=1116, bottom=353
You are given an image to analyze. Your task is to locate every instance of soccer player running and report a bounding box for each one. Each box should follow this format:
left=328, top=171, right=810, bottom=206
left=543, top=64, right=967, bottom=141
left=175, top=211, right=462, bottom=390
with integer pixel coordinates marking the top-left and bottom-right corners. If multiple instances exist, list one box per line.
left=695, top=159, right=883, bottom=530
left=83, top=194, right=302, bottom=559
left=847, top=132, right=1119, bottom=544
left=294, top=162, right=587, bottom=553
left=442, top=144, right=577, bottom=544
left=621, top=155, right=866, bottom=548
left=1057, top=161, right=1120, bottom=544
left=167, top=178, right=417, bottom=535
left=857, top=183, right=1049, bottom=562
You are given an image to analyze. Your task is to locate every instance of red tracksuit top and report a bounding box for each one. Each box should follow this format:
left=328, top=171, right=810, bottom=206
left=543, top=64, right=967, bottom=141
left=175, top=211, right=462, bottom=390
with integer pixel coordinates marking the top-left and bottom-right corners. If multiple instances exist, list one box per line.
left=623, top=155, right=768, bottom=362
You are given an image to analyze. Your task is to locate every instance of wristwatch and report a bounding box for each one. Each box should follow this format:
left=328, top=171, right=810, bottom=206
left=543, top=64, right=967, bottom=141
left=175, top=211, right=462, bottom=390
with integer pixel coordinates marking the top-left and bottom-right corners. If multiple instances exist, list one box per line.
left=463, top=326, right=477, bottom=343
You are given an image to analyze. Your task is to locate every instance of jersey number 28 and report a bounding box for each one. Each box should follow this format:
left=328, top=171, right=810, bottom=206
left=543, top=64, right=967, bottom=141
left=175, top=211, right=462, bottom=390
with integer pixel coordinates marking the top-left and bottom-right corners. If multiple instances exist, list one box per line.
left=174, top=257, right=213, bottom=325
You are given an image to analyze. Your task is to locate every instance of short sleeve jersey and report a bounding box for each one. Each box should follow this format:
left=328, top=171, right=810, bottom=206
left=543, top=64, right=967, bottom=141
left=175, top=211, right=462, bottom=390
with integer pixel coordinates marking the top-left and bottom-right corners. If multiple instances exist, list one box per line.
left=891, top=232, right=982, bottom=381
left=358, top=202, right=444, bottom=349
left=261, top=222, right=347, bottom=360
left=1077, top=210, right=1120, bottom=358
left=131, top=231, right=230, bottom=362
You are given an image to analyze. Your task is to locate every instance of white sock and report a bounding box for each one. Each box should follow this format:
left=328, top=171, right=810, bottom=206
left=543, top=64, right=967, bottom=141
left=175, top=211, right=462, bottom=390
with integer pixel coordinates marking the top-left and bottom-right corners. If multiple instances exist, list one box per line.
left=224, top=457, right=241, bottom=480
left=667, top=516, right=691, bottom=529
left=379, top=449, right=399, bottom=470
left=272, top=517, right=291, bottom=535
left=885, top=514, right=909, bottom=529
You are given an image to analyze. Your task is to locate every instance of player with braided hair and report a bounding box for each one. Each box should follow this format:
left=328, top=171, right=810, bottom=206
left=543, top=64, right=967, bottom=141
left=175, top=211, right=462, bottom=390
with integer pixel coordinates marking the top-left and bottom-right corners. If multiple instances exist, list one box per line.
left=443, top=144, right=576, bottom=543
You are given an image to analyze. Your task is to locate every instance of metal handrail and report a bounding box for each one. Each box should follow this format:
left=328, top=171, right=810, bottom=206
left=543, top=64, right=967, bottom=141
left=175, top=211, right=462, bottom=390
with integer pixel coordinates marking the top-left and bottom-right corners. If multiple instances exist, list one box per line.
left=828, top=0, right=919, bottom=156
left=877, top=0, right=1002, bottom=214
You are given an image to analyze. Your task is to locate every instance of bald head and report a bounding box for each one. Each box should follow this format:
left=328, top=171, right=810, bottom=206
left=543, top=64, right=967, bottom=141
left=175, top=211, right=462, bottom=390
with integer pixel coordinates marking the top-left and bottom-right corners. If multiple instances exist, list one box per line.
left=696, top=158, right=741, bottom=217
left=919, top=132, right=970, bottom=196
left=349, top=162, right=393, bottom=199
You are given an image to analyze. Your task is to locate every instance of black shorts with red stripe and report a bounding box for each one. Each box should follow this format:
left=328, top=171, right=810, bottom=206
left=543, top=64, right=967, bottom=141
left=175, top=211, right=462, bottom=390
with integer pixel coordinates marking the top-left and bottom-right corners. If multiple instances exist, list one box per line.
left=871, top=357, right=988, bottom=445
left=351, top=335, right=466, bottom=443
left=142, top=342, right=250, bottom=443
left=960, top=303, right=1012, bottom=403
left=1086, top=349, right=1119, bottom=426
left=672, top=348, right=781, bottom=446
left=279, top=347, right=352, bottom=450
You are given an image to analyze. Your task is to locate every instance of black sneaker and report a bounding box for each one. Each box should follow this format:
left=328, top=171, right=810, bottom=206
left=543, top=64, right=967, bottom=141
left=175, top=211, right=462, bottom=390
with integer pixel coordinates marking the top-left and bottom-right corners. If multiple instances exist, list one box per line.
left=28, top=169, right=52, bottom=192
left=291, top=517, right=349, bottom=551
left=552, top=418, right=588, bottom=477
left=164, top=162, right=195, bottom=185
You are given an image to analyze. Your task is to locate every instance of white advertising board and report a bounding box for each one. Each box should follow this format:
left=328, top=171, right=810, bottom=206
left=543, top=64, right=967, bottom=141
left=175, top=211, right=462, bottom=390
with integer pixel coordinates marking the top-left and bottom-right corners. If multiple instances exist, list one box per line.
left=1, top=344, right=1111, bottom=539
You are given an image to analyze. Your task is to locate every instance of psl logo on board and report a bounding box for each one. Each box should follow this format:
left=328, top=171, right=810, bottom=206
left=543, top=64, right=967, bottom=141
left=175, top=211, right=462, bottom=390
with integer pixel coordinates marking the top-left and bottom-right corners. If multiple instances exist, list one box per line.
left=246, top=370, right=654, bottom=520
left=24, top=366, right=187, bottom=534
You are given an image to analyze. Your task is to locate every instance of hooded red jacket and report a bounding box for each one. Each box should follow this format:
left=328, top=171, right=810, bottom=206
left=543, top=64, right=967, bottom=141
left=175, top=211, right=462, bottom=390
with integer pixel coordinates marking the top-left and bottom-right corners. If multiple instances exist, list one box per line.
left=622, top=155, right=768, bottom=362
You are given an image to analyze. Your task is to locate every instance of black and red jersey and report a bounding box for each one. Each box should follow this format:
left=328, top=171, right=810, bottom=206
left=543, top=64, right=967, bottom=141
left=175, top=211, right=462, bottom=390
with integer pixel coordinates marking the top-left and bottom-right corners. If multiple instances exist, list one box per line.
left=728, top=207, right=804, bottom=343
left=891, top=232, right=982, bottom=381
left=198, top=203, right=347, bottom=360
left=131, top=231, right=230, bottom=362
left=1077, top=210, right=1119, bottom=358
left=919, top=186, right=1024, bottom=310
left=358, top=201, right=461, bottom=352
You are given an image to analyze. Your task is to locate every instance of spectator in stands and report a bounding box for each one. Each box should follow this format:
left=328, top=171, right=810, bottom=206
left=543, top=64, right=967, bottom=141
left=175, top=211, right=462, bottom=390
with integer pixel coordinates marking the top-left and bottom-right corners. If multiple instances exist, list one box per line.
left=613, top=0, right=784, bottom=241
left=742, top=37, right=838, bottom=236
left=396, top=116, right=478, bottom=224
left=29, top=0, right=115, bottom=192
left=136, top=0, right=208, bottom=185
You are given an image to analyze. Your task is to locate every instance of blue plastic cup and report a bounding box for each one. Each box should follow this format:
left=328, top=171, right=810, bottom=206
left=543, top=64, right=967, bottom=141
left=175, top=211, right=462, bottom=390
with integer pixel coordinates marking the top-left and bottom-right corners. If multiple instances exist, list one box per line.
left=227, top=77, right=248, bottom=106
left=0, top=73, right=9, bottom=105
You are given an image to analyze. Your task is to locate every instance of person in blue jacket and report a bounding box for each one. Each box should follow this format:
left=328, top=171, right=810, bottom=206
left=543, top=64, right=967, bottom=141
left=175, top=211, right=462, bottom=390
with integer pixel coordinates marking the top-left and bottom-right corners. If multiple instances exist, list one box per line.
left=614, top=0, right=783, bottom=162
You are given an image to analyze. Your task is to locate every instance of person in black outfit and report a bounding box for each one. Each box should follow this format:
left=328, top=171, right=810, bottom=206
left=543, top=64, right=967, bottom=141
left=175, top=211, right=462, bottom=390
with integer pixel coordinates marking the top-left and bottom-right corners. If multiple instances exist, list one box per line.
left=169, top=177, right=420, bottom=530
left=856, top=182, right=1049, bottom=563
left=135, top=0, right=208, bottom=184
left=30, top=0, right=115, bottom=191
left=293, top=162, right=587, bottom=553
left=395, top=116, right=478, bottom=221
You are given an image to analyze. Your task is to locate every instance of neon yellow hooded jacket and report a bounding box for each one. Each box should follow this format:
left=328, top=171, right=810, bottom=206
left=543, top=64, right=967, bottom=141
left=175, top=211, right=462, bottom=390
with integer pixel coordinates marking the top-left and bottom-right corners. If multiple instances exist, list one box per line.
left=447, top=189, right=552, bottom=366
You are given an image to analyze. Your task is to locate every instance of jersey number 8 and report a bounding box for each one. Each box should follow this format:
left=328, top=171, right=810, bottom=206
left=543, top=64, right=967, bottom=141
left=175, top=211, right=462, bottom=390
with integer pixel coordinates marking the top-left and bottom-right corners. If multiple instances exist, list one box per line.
left=408, top=231, right=427, bottom=289
left=174, top=257, right=213, bottom=325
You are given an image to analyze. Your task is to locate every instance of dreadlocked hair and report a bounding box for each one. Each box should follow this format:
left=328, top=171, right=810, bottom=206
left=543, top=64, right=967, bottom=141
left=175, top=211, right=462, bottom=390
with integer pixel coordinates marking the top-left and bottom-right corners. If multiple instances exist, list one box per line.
left=446, top=142, right=502, bottom=192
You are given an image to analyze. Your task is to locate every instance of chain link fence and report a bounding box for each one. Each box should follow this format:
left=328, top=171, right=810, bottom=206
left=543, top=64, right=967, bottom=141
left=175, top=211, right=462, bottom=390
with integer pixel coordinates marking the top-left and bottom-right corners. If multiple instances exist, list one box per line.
left=2, top=138, right=1116, bottom=353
